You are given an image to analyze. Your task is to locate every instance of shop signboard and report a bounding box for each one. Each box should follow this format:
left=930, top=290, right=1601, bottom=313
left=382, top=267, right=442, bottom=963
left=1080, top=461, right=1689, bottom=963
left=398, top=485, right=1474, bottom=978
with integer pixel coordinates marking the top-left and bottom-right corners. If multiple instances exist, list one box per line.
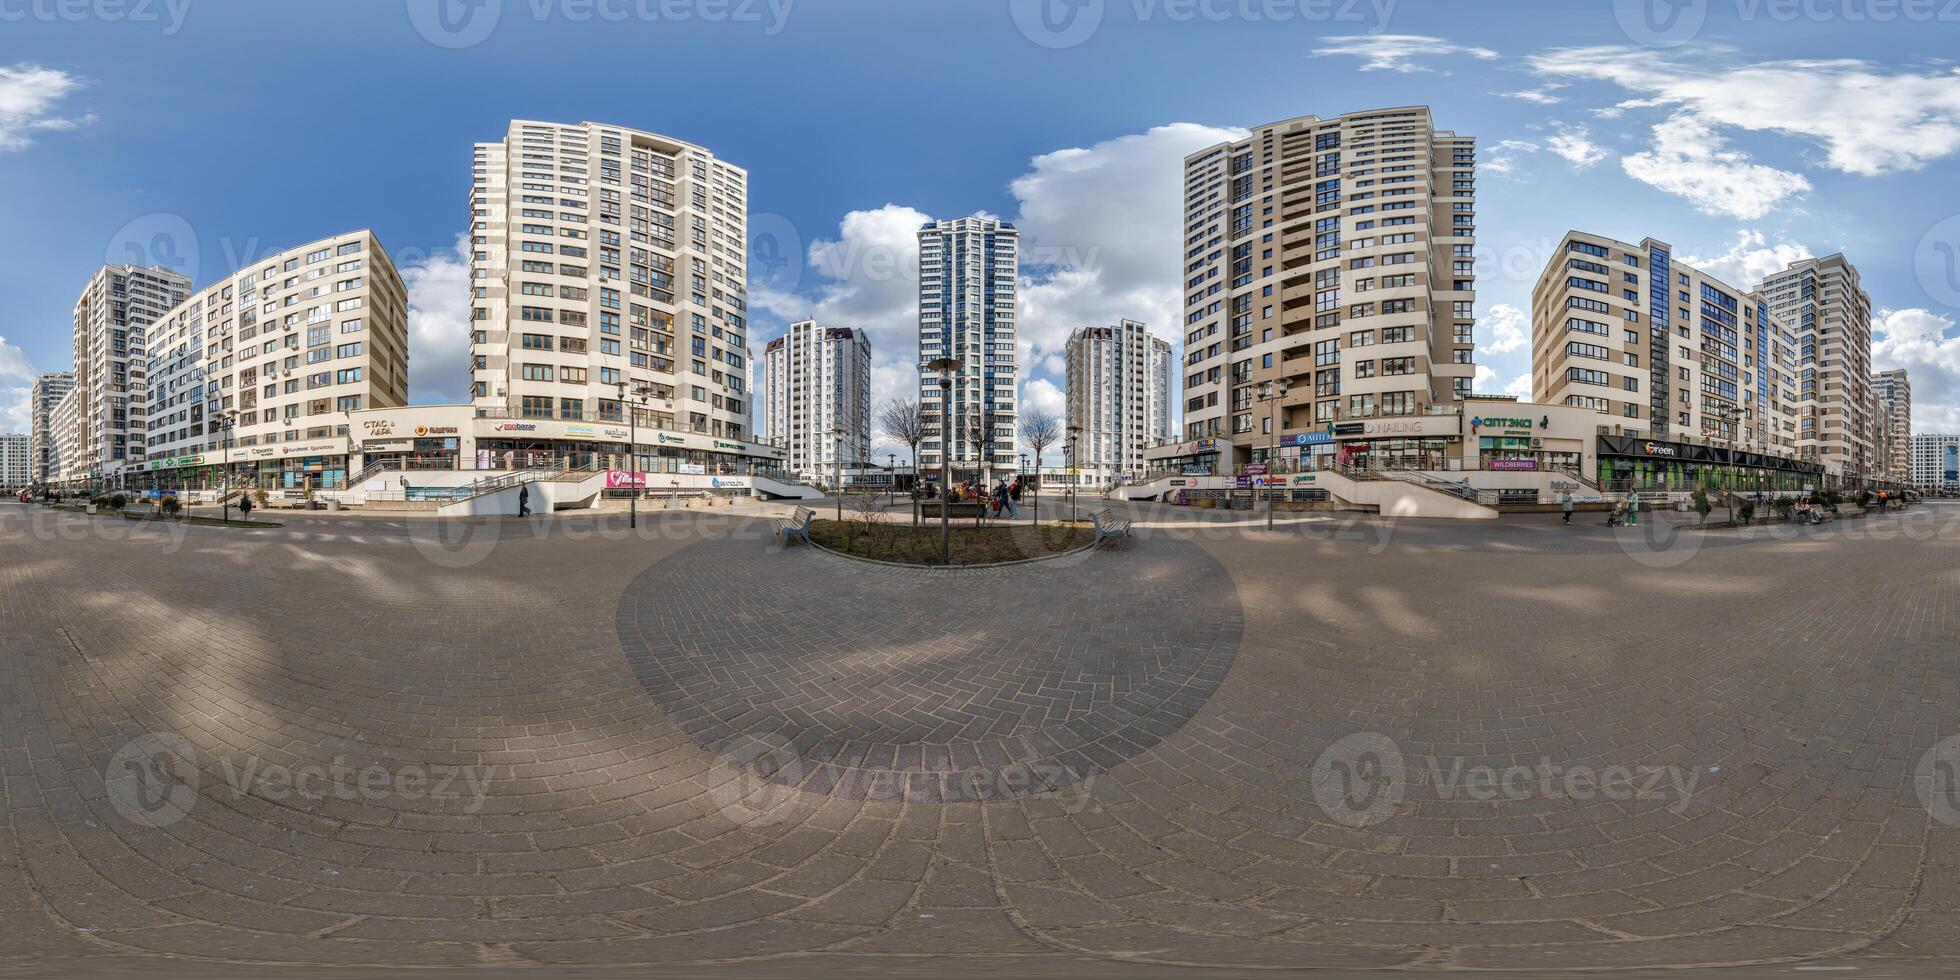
left=1281, top=432, right=1334, bottom=447
left=680, top=463, right=706, bottom=475
left=605, top=471, right=648, bottom=489
left=564, top=424, right=597, bottom=440
left=1489, top=459, right=1540, bottom=471
left=1332, top=422, right=1365, bottom=436
left=1360, top=416, right=1461, bottom=438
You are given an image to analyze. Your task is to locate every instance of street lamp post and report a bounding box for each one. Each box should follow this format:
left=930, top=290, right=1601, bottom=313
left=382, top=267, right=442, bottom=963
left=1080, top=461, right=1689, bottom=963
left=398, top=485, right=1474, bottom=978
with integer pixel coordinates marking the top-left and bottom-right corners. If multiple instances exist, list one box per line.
left=887, top=452, right=897, bottom=507
left=926, top=357, right=960, bottom=562
left=1258, top=378, right=1291, bottom=530
left=217, top=410, right=237, bottom=524
left=832, top=426, right=849, bottom=522
left=1066, top=425, right=1082, bottom=523
left=616, top=380, right=650, bottom=529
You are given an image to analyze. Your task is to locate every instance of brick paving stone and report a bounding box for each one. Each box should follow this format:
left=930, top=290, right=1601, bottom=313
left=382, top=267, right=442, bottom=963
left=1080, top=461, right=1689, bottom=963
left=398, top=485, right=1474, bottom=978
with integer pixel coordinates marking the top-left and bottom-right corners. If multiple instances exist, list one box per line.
left=0, top=501, right=1955, bottom=971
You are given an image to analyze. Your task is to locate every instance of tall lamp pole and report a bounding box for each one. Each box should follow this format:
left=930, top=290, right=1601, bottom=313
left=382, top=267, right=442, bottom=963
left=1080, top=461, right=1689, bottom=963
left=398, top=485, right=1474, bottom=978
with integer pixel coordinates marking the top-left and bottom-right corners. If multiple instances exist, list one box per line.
left=1066, top=424, right=1082, bottom=523
left=926, top=357, right=960, bottom=562
left=832, top=426, right=848, bottom=522
left=616, top=380, right=649, bottom=529
left=1259, top=378, right=1291, bottom=530
left=217, top=410, right=237, bottom=524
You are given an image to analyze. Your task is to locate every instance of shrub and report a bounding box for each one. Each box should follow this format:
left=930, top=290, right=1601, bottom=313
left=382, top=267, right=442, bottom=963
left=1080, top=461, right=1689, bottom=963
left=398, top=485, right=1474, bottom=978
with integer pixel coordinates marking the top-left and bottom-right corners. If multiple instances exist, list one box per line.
left=253, top=487, right=269, bottom=506
left=107, top=493, right=127, bottom=511
left=1691, top=485, right=1712, bottom=523
left=1774, top=498, right=1796, bottom=522
left=159, top=495, right=182, bottom=517
left=1738, top=499, right=1755, bottom=522
left=238, top=495, right=254, bottom=517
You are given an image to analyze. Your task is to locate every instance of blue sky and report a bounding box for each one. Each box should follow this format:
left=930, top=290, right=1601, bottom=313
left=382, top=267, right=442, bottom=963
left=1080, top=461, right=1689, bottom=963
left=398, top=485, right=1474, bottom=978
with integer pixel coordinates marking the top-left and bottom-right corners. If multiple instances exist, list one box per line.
left=4, top=0, right=1960, bottom=451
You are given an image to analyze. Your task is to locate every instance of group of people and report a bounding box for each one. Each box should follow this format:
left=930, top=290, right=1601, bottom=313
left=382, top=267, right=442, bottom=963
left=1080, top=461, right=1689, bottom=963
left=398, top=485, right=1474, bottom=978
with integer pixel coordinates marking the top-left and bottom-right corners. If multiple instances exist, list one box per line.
left=919, top=477, right=1027, bottom=519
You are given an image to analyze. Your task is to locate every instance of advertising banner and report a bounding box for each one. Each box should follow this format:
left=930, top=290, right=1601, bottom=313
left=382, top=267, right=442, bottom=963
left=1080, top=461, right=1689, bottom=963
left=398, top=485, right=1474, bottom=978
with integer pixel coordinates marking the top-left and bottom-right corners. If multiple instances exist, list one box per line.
left=605, top=471, right=647, bottom=489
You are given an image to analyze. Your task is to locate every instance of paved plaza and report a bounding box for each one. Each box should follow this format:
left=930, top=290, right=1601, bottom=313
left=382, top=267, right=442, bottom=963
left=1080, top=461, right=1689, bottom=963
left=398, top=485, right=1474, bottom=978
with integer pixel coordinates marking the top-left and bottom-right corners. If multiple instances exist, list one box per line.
left=1, top=500, right=1958, bottom=976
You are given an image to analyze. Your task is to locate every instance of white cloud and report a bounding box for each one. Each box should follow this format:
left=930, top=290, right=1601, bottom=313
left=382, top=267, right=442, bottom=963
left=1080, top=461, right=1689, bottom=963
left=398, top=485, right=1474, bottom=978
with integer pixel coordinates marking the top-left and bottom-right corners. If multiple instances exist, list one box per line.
left=1480, top=139, right=1539, bottom=177
left=1528, top=47, right=1960, bottom=177
left=1545, top=124, right=1607, bottom=168
left=0, top=64, right=92, bottom=152
left=1499, top=84, right=1566, bottom=105
left=1621, top=114, right=1811, bottom=220
left=1680, top=230, right=1813, bottom=291
left=399, top=234, right=475, bottom=405
left=1872, top=308, right=1960, bottom=434
left=1504, top=373, right=1534, bottom=399
left=1311, top=35, right=1498, bottom=74
left=0, top=336, right=40, bottom=434
left=1022, top=377, right=1064, bottom=419
left=1012, top=123, right=1246, bottom=374
left=1479, top=303, right=1529, bottom=355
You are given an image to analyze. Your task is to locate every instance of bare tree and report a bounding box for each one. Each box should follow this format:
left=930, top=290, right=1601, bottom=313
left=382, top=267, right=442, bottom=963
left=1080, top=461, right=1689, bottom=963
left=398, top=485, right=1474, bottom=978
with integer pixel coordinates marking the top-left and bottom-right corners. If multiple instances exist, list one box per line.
left=878, top=398, right=925, bottom=526
left=1019, top=408, right=1061, bottom=527
left=963, top=408, right=996, bottom=525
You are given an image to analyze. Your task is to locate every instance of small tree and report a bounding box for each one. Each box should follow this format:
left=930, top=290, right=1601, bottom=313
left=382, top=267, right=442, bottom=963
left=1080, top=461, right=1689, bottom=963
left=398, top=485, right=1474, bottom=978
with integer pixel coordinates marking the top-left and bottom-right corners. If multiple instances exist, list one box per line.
left=238, top=495, right=254, bottom=519
left=1691, top=484, right=1711, bottom=524
left=1019, top=408, right=1061, bottom=527
left=253, top=487, right=269, bottom=507
left=878, top=398, right=926, bottom=527
left=1736, top=498, right=1755, bottom=523
left=160, top=495, right=183, bottom=518
left=108, top=492, right=128, bottom=513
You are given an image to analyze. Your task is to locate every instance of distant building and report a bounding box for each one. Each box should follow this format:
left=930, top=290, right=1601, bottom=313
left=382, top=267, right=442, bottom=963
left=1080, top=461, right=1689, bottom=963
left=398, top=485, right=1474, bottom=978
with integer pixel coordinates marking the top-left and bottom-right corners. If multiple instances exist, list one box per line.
left=29, top=371, right=75, bottom=483
left=1871, top=368, right=1910, bottom=486
left=1911, top=433, right=1960, bottom=494
left=70, top=264, right=192, bottom=483
left=764, top=320, right=873, bottom=482
left=1760, top=255, right=1875, bottom=481
left=1065, top=320, right=1172, bottom=480
left=918, top=214, right=1019, bottom=481
left=0, top=433, right=28, bottom=488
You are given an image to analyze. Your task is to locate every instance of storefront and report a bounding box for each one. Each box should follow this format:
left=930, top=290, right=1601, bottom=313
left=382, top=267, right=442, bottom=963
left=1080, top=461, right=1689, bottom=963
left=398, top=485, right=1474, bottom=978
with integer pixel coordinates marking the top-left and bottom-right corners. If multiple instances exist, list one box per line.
left=1144, top=437, right=1223, bottom=478
left=1252, top=431, right=1336, bottom=470
left=135, top=438, right=355, bottom=491
left=1332, top=416, right=1461, bottom=470
left=348, top=405, right=789, bottom=477
left=1596, top=434, right=1822, bottom=493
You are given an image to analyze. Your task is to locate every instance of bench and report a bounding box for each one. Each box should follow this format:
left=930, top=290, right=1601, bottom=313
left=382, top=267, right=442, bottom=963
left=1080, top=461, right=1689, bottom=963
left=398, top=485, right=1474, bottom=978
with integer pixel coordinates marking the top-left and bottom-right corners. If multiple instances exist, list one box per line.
left=1091, top=508, right=1131, bottom=548
left=776, top=507, right=814, bottom=546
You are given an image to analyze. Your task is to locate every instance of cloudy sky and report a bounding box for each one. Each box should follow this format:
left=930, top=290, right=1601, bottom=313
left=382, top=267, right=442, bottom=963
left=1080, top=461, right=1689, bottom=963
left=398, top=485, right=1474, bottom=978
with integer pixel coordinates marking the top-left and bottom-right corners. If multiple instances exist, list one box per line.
left=3, top=0, right=1959, bottom=455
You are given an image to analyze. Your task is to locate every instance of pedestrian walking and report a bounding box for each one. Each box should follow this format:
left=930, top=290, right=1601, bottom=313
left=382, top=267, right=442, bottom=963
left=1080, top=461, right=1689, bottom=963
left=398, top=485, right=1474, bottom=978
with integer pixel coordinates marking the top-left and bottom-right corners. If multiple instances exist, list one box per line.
left=1001, top=478, right=1020, bottom=519
left=1625, top=492, right=1639, bottom=526
left=1559, top=490, right=1574, bottom=525
left=518, top=483, right=531, bottom=517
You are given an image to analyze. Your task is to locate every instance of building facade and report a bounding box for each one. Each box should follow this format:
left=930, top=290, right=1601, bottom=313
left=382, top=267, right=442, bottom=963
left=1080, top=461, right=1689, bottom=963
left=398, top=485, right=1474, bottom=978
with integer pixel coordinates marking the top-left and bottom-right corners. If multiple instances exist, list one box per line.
left=49, top=384, right=81, bottom=485
left=70, top=264, right=192, bottom=484
left=1531, top=232, right=1802, bottom=461
left=0, top=433, right=27, bottom=488
left=918, top=214, right=1019, bottom=481
left=1871, top=368, right=1911, bottom=486
left=1911, top=433, right=1960, bottom=494
left=1760, top=255, right=1874, bottom=481
left=1065, top=320, right=1173, bottom=479
left=763, top=319, right=873, bottom=482
left=1175, top=106, right=1476, bottom=475
left=134, top=231, right=410, bottom=491
left=29, top=371, right=75, bottom=484
left=468, top=120, right=766, bottom=474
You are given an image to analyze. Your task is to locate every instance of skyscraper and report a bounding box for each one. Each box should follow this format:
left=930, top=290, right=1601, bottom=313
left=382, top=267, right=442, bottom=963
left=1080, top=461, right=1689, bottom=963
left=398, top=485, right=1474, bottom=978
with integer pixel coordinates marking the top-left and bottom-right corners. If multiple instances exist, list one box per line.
left=469, top=120, right=769, bottom=474
left=764, top=319, right=872, bottom=482
left=1911, top=433, right=1959, bottom=494
left=918, top=215, right=1019, bottom=481
left=1872, top=368, right=1911, bottom=486
left=1760, top=255, right=1874, bottom=481
left=29, top=371, right=75, bottom=484
left=70, top=264, right=192, bottom=484
left=1065, top=320, right=1172, bottom=479
left=0, top=433, right=27, bottom=488
left=1175, top=106, right=1475, bottom=473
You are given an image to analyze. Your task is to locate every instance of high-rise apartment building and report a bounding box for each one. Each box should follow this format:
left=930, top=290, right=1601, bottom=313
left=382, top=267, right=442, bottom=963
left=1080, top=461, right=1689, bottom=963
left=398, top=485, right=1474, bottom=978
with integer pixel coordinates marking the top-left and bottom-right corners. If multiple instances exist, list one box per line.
left=763, top=319, right=872, bottom=482
left=0, top=433, right=27, bottom=488
left=468, top=120, right=764, bottom=472
left=29, top=371, right=75, bottom=483
left=70, top=264, right=192, bottom=483
left=1760, top=255, right=1874, bottom=480
left=1531, top=232, right=1801, bottom=457
left=139, top=231, right=409, bottom=490
left=1871, top=368, right=1911, bottom=486
left=50, top=384, right=81, bottom=485
left=1174, top=107, right=1475, bottom=474
left=1911, top=433, right=1959, bottom=493
left=1065, top=319, right=1173, bottom=479
left=918, top=215, right=1019, bottom=480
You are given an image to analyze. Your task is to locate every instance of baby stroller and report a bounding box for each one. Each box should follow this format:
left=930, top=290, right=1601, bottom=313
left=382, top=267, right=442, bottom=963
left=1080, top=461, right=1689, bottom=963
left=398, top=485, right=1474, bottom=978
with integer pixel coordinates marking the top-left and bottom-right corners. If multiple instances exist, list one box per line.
left=1606, top=498, right=1629, bottom=527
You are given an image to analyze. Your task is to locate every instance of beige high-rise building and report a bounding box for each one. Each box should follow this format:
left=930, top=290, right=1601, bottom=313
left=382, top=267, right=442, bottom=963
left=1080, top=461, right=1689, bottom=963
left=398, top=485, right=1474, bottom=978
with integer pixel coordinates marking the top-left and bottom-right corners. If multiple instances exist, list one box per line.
left=29, top=371, right=75, bottom=484
left=0, top=433, right=27, bottom=488
left=469, top=120, right=768, bottom=474
left=1759, top=255, right=1874, bottom=481
left=1065, top=320, right=1173, bottom=479
left=140, top=230, right=409, bottom=490
left=1531, top=232, right=1801, bottom=457
left=1174, top=106, right=1475, bottom=474
left=70, top=264, right=191, bottom=483
left=50, top=384, right=81, bottom=485
left=763, top=319, right=873, bottom=483
left=1872, top=368, right=1911, bottom=485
